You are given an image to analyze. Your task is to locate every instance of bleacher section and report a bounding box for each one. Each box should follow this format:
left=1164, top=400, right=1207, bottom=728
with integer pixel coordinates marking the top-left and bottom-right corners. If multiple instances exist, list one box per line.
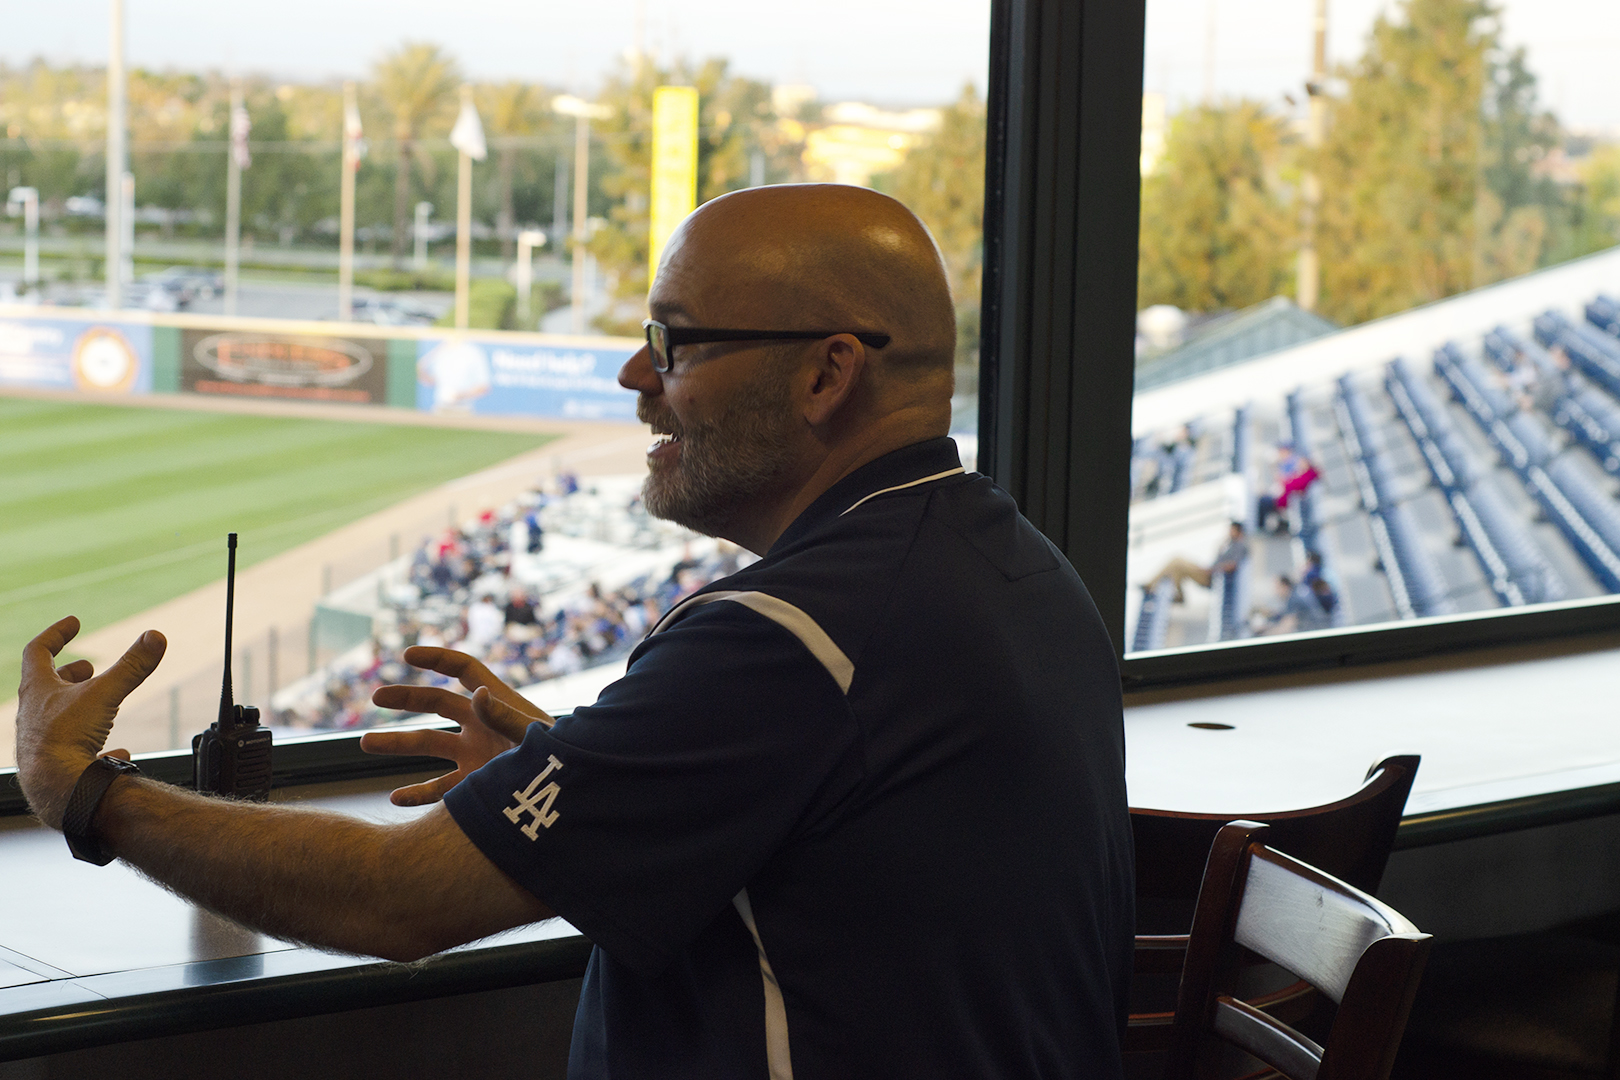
left=1438, top=339, right=1620, bottom=593
left=1387, top=358, right=1564, bottom=607
left=1125, top=286, right=1620, bottom=651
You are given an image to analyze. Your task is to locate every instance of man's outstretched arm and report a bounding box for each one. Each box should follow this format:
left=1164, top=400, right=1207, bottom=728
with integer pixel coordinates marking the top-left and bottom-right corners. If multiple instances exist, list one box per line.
left=15, top=618, right=551, bottom=963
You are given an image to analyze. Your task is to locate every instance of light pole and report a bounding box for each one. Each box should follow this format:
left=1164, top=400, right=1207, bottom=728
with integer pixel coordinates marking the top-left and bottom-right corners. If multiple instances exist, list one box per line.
left=121, top=171, right=134, bottom=286
left=7, top=187, right=39, bottom=292
left=413, top=201, right=433, bottom=271
left=552, top=94, right=612, bottom=335
left=514, top=228, right=545, bottom=325
left=105, top=0, right=126, bottom=308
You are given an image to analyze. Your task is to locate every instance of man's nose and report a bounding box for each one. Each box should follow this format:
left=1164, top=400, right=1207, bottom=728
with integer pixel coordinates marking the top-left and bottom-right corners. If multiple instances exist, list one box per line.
left=619, top=345, right=662, bottom=394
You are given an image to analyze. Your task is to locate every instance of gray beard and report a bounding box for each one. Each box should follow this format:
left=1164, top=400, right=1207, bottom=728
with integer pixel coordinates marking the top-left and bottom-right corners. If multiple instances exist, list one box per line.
left=639, top=370, right=800, bottom=537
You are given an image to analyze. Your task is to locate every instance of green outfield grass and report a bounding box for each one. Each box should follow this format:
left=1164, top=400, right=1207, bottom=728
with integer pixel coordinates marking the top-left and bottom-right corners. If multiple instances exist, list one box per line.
left=0, top=397, right=558, bottom=704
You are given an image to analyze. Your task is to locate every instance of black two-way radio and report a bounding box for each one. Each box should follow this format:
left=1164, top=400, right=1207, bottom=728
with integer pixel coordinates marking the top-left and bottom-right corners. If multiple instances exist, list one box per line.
left=193, top=533, right=273, bottom=800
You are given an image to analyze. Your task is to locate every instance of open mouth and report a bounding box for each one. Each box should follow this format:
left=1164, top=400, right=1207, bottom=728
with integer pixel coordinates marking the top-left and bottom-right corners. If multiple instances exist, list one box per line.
left=648, top=422, right=683, bottom=457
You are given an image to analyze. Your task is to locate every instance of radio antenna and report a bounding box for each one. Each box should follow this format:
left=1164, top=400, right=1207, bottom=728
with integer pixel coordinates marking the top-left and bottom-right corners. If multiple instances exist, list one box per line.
left=218, top=532, right=237, bottom=731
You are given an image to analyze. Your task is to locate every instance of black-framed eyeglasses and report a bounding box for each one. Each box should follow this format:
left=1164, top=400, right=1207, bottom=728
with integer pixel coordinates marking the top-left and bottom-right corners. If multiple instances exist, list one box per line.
left=642, top=320, right=891, bottom=373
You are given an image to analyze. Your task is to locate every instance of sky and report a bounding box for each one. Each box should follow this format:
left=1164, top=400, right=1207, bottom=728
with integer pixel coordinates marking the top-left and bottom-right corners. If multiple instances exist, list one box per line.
left=2, top=0, right=993, bottom=108
left=6, top=0, right=1615, bottom=128
left=1144, top=0, right=1620, bottom=132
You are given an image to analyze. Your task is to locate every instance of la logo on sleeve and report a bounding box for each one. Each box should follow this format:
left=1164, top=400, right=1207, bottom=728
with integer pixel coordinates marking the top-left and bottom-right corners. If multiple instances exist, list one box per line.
left=503, top=755, right=565, bottom=839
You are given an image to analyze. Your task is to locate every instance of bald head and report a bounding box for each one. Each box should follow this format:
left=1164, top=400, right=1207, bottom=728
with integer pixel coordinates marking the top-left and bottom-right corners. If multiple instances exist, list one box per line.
left=654, top=184, right=957, bottom=376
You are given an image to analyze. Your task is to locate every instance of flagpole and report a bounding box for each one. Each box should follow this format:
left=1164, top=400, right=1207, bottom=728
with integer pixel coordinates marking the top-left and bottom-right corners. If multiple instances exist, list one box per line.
left=338, top=80, right=358, bottom=321
left=105, top=0, right=125, bottom=309
left=454, top=86, right=475, bottom=330
left=224, top=79, right=244, bottom=316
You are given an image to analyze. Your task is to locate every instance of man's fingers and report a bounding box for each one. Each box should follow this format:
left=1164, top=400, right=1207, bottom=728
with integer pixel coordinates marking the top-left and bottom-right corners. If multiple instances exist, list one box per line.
left=20, top=617, right=83, bottom=685
left=372, top=684, right=474, bottom=722
left=472, top=686, right=538, bottom=743
left=402, top=646, right=502, bottom=694
left=99, top=748, right=132, bottom=761
left=95, top=631, right=166, bottom=703
left=388, top=770, right=463, bottom=807
left=57, top=659, right=95, bottom=684
left=359, top=728, right=463, bottom=761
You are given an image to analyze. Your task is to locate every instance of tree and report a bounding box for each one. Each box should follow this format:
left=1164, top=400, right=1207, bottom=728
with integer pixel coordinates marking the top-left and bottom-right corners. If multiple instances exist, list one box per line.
left=585, top=57, right=782, bottom=336
left=1137, top=101, right=1295, bottom=313
left=371, top=43, right=461, bottom=267
left=1315, top=0, right=1503, bottom=323
left=881, top=84, right=987, bottom=378
left=1572, top=147, right=1620, bottom=255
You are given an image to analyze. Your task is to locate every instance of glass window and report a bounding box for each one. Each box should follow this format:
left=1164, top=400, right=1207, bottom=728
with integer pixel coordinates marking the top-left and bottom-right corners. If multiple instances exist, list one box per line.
left=1127, top=0, right=1620, bottom=656
left=0, top=1, right=989, bottom=760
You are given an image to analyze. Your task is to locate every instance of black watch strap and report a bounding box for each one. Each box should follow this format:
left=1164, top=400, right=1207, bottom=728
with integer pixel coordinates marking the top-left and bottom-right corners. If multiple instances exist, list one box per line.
left=62, top=757, right=141, bottom=866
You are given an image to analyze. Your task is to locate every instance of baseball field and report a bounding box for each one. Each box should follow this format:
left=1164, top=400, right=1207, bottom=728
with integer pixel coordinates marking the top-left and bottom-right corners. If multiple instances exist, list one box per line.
left=0, top=395, right=558, bottom=705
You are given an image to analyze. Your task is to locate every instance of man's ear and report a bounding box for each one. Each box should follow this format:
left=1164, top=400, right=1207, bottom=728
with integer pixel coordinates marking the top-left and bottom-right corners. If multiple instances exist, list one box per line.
left=801, top=334, right=867, bottom=428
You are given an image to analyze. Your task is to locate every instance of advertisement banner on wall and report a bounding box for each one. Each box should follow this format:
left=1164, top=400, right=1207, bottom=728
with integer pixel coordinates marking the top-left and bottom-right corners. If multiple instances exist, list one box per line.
left=415, top=336, right=638, bottom=420
left=0, top=316, right=152, bottom=394
left=180, top=327, right=391, bottom=403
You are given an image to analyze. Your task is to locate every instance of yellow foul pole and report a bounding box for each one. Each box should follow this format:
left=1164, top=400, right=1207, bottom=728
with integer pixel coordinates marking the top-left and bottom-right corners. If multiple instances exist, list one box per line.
left=649, top=86, right=700, bottom=292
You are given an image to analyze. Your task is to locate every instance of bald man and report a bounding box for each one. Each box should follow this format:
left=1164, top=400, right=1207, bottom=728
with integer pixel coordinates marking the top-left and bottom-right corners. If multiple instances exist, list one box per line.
left=16, top=185, right=1132, bottom=1079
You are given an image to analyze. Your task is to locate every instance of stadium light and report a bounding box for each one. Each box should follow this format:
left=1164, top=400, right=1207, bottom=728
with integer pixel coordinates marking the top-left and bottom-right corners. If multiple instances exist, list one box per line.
left=552, top=95, right=613, bottom=334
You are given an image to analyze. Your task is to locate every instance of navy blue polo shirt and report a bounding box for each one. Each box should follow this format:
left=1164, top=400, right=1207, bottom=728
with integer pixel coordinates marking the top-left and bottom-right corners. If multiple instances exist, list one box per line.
left=446, top=437, right=1133, bottom=1079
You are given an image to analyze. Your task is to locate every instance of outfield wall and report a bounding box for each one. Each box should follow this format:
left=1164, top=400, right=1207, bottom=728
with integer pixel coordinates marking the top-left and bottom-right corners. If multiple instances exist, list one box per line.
left=0, top=303, right=642, bottom=421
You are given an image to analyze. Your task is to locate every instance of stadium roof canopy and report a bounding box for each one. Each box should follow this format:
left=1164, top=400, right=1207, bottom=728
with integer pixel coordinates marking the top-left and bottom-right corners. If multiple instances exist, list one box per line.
left=1134, top=296, right=1339, bottom=392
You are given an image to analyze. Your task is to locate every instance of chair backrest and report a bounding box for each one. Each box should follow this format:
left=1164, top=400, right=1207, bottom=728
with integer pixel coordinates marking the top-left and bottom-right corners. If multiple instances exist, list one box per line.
left=1166, top=821, right=1432, bottom=1080
left=1132, top=755, right=1418, bottom=935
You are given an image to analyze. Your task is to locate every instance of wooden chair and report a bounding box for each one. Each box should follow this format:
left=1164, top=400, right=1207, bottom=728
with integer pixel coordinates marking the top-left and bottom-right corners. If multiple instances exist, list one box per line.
left=1129, top=755, right=1419, bottom=1060
left=1164, top=820, right=1432, bottom=1080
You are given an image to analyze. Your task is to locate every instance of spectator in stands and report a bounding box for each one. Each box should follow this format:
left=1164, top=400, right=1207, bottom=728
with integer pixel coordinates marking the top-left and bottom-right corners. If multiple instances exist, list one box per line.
left=1254, top=574, right=1335, bottom=635
left=464, top=594, right=505, bottom=654
left=1143, top=520, right=1248, bottom=603
left=503, top=588, right=538, bottom=627
left=1257, top=442, right=1320, bottom=534
left=524, top=506, right=544, bottom=553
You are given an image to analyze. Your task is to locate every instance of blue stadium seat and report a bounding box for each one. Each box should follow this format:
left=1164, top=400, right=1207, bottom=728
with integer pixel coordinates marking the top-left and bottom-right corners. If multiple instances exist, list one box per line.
left=1133, top=578, right=1175, bottom=652
left=1553, top=385, right=1620, bottom=474
left=1545, top=456, right=1620, bottom=576
left=1535, top=310, right=1620, bottom=400
left=1586, top=294, right=1620, bottom=338
left=1337, top=374, right=1456, bottom=619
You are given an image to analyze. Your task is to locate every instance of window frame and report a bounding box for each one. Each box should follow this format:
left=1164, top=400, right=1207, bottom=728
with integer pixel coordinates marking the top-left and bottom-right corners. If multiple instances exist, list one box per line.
left=8, top=0, right=1619, bottom=814
left=976, top=0, right=1620, bottom=691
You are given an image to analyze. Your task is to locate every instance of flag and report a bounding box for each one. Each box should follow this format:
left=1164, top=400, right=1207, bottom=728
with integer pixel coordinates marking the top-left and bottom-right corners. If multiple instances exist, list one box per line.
left=449, top=96, right=487, bottom=162
left=230, top=103, right=251, bottom=170
left=343, top=94, right=367, bottom=168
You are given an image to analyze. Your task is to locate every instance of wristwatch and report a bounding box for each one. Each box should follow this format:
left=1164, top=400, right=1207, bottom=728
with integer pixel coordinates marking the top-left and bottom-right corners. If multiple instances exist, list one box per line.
left=62, top=756, right=141, bottom=866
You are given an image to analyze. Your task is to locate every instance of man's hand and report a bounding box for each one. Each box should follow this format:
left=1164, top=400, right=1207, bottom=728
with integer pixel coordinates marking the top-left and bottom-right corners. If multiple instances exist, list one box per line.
left=363, top=646, right=553, bottom=808
left=15, top=617, right=165, bottom=830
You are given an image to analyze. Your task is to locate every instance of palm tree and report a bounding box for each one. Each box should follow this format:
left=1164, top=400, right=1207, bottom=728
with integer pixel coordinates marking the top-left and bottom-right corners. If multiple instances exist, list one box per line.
left=477, top=81, right=542, bottom=260
left=371, top=43, right=461, bottom=268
